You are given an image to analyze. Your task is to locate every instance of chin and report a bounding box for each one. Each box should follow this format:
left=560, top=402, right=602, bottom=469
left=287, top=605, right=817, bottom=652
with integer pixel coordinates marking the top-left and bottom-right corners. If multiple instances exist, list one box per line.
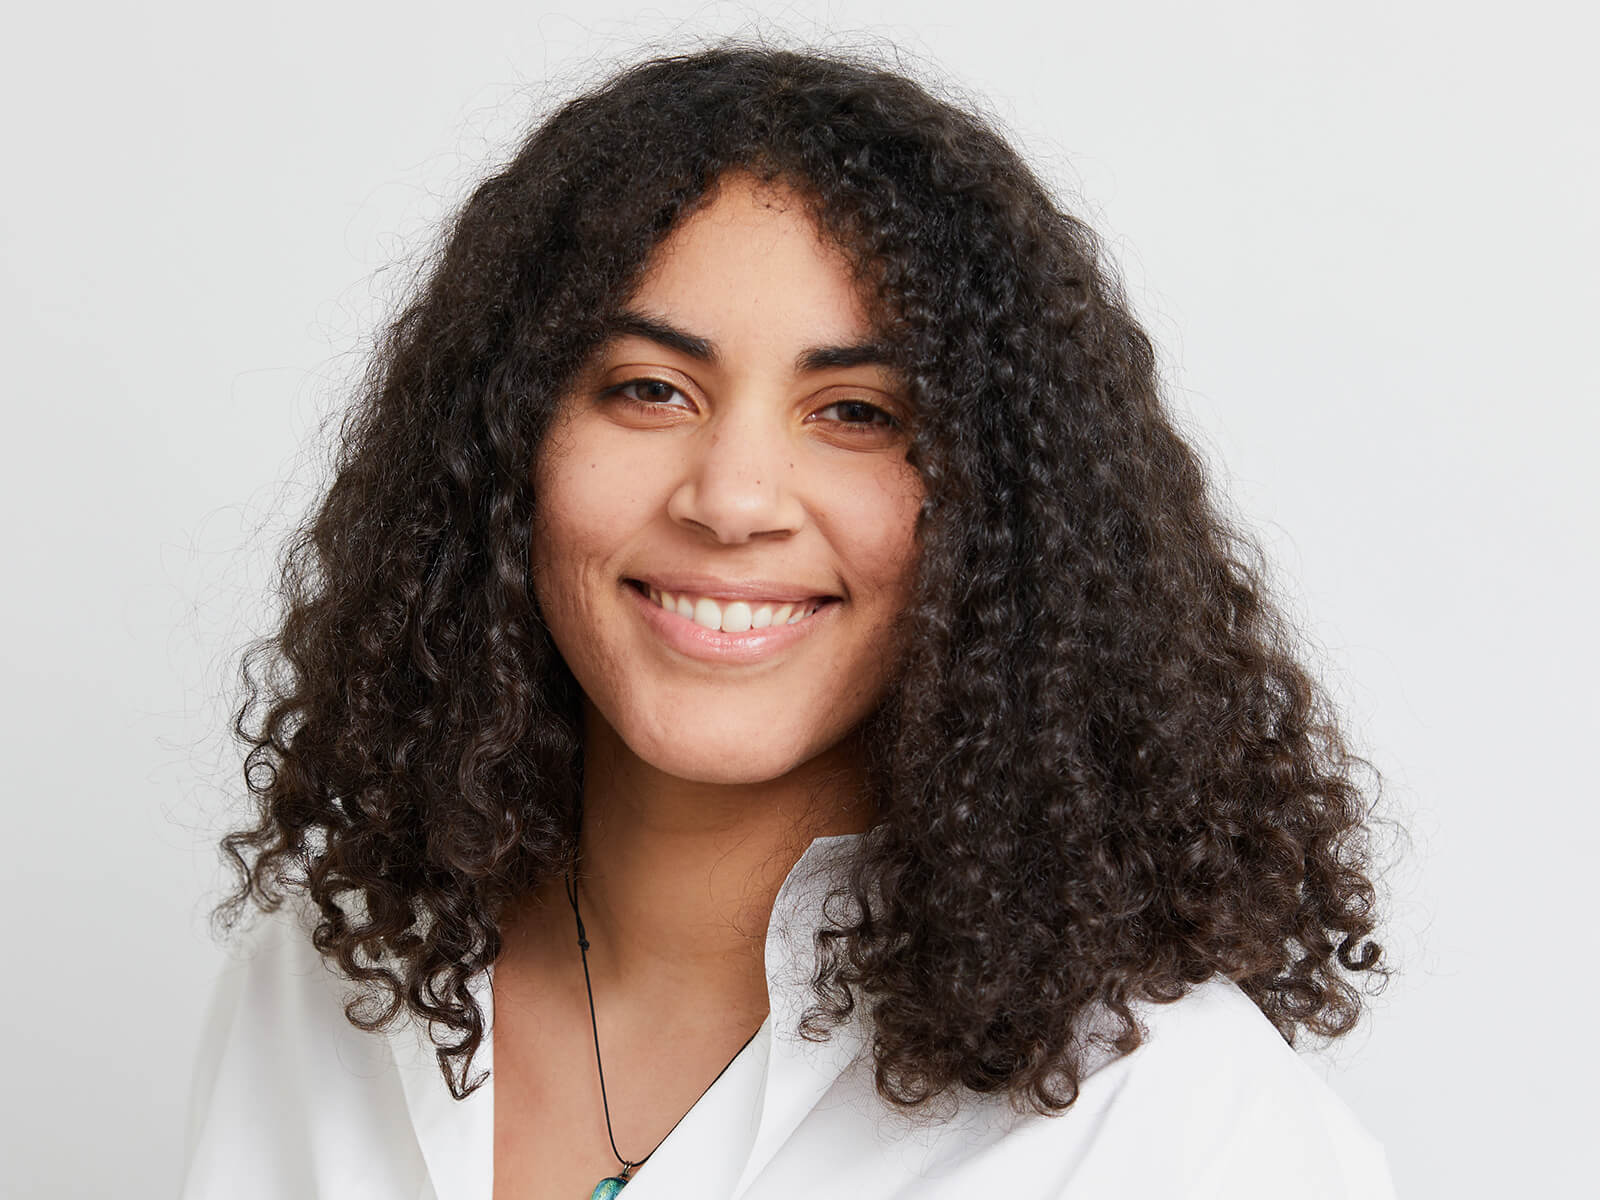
left=630, top=728, right=821, bottom=787
left=649, top=749, right=805, bottom=787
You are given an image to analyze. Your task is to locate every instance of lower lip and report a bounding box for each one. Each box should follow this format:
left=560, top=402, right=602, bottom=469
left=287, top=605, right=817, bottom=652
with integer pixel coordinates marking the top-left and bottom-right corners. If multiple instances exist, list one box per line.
left=625, top=581, right=838, bottom=664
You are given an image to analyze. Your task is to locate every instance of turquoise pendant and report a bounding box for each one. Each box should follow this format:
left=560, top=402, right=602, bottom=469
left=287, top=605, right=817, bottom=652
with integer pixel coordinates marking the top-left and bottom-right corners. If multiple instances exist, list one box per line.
left=590, top=1177, right=629, bottom=1199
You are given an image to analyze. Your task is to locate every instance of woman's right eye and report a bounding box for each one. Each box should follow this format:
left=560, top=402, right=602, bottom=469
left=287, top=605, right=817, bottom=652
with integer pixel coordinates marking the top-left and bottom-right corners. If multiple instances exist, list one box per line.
left=605, top=378, right=689, bottom=409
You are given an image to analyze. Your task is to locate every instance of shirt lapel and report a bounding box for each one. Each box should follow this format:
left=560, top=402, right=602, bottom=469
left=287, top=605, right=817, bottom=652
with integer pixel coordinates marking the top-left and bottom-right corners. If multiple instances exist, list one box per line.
left=386, top=966, right=497, bottom=1200
left=604, top=1013, right=773, bottom=1200
left=383, top=831, right=868, bottom=1200
left=730, top=833, right=871, bottom=1199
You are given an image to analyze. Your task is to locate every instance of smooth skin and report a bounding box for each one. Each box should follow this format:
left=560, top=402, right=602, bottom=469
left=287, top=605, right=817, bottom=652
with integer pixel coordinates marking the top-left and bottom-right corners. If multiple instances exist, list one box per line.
left=491, top=171, right=924, bottom=1199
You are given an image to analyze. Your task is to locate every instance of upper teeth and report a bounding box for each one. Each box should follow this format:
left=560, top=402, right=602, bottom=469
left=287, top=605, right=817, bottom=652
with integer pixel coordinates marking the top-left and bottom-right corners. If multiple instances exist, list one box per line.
left=646, top=586, right=825, bottom=633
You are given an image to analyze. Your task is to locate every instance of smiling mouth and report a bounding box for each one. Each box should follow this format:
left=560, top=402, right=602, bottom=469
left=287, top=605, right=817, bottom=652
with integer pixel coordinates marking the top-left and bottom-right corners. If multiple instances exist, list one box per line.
left=625, top=579, right=840, bottom=633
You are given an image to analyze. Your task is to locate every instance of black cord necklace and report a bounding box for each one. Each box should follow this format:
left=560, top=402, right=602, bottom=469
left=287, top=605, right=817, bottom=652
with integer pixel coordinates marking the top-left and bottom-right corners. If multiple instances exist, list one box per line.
left=564, top=862, right=764, bottom=1199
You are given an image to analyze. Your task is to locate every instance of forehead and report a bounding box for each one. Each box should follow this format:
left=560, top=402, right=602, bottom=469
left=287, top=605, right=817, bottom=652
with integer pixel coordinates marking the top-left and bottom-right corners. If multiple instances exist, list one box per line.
left=625, top=173, right=875, bottom=346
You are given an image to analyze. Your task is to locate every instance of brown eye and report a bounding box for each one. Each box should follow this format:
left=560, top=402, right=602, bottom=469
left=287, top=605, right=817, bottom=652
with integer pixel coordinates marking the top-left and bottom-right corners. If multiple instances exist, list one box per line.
left=816, top=399, right=900, bottom=430
left=606, top=378, right=690, bottom=408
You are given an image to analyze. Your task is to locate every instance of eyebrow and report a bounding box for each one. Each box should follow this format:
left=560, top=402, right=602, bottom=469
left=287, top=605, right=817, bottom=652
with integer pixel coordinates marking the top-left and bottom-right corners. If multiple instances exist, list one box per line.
left=605, top=308, right=897, bottom=376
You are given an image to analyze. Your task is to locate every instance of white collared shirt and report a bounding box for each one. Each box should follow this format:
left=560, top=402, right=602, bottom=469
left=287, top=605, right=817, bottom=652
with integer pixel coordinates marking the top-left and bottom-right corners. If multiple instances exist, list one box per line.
left=181, top=833, right=1397, bottom=1198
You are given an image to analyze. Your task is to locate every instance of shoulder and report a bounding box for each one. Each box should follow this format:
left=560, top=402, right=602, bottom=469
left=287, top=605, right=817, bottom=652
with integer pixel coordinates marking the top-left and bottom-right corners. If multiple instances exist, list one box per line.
left=194, top=897, right=388, bottom=1077
left=1063, top=977, right=1396, bottom=1197
left=822, top=976, right=1395, bottom=1198
left=180, top=899, right=426, bottom=1199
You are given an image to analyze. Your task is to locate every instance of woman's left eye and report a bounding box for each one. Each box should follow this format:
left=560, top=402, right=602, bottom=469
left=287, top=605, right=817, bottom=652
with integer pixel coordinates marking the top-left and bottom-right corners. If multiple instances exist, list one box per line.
left=816, top=399, right=900, bottom=430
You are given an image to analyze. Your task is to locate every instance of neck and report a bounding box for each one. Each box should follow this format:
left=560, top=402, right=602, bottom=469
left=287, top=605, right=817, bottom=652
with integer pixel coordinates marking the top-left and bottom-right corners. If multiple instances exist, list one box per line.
left=560, top=702, right=875, bottom=1012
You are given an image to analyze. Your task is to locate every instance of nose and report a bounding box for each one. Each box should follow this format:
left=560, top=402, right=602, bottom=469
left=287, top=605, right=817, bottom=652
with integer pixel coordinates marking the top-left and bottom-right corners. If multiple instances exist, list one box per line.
left=665, top=401, right=805, bottom=544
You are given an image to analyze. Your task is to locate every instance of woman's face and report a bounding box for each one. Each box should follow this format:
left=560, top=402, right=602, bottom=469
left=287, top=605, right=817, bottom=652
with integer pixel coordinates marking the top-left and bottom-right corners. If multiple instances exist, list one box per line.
left=531, top=172, right=924, bottom=787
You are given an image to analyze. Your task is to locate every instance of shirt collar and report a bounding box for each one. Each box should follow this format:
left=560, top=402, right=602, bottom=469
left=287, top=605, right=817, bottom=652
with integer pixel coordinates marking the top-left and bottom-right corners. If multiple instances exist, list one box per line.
left=731, top=830, right=871, bottom=1198
left=385, top=829, right=871, bottom=1200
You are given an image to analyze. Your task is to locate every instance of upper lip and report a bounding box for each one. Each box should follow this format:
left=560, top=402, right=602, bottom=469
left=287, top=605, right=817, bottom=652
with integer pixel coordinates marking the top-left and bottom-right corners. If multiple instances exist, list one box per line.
left=628, top=573, right=841, bottom=604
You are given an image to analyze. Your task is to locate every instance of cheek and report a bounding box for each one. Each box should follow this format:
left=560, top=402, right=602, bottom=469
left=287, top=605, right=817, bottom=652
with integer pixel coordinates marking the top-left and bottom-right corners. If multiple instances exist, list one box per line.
left=532, top=438, right=664, bottom=601
left=531, top=454, right=608, bottom=630
left=832, top=462, right=924, bottom=602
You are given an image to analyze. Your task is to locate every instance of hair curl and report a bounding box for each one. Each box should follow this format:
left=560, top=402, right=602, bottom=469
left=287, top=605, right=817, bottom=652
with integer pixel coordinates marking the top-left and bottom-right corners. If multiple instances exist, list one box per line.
left=217, top=40, right=1390, bottom=1112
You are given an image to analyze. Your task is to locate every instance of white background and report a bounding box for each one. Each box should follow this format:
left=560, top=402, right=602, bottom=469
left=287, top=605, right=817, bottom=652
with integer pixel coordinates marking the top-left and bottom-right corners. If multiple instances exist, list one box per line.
left=2, top=2, right=1594, bottom=1196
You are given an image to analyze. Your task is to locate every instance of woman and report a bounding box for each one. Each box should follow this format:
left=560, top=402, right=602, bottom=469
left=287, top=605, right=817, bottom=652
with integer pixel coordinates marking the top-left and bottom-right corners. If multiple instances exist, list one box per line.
left=183, top=43, right=1396, bottom=1199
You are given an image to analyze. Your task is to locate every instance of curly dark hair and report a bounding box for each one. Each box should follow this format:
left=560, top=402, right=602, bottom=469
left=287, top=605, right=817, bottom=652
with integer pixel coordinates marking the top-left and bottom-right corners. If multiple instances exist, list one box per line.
left=217, top=40, right=1390, bottom=1113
